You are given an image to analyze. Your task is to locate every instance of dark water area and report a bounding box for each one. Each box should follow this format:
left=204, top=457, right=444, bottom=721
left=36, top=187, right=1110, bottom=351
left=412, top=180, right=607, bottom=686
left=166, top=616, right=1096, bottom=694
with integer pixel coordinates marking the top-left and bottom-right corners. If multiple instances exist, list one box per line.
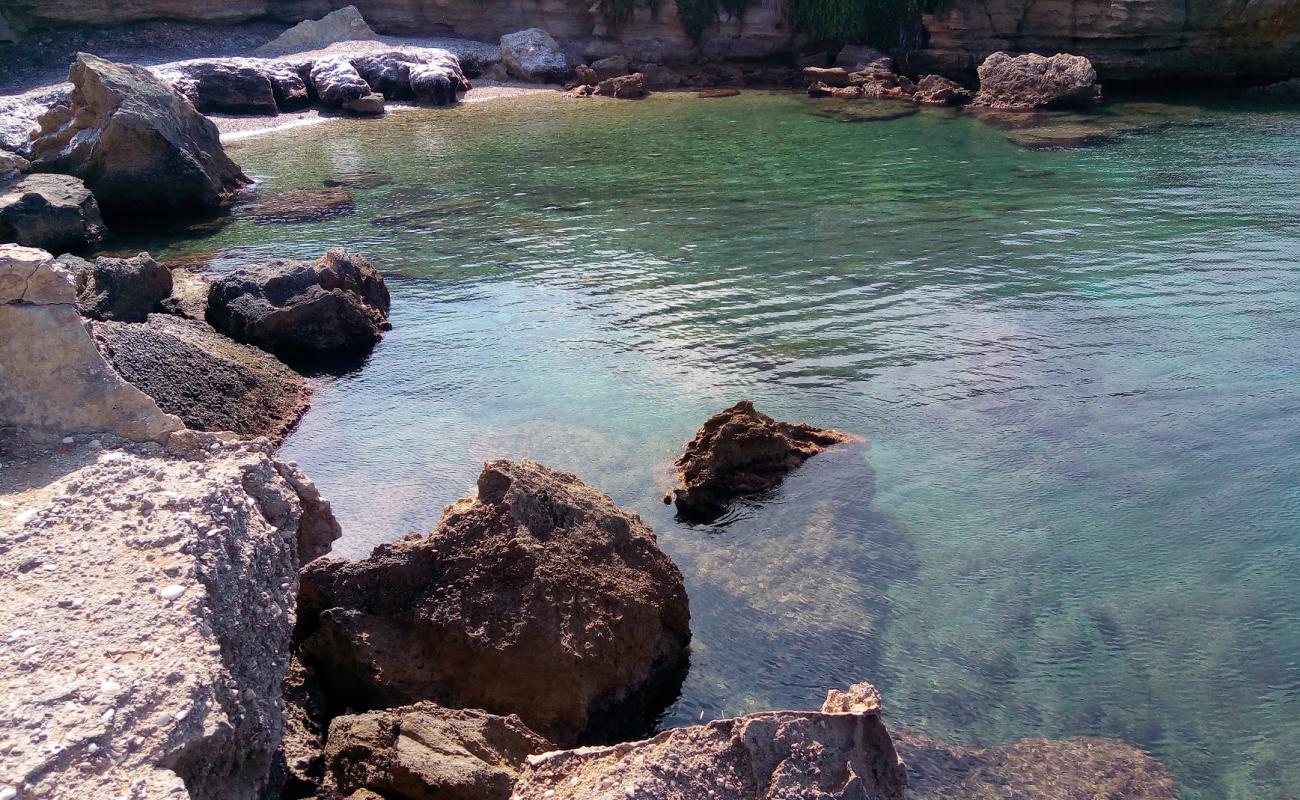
left=135, top=91, right=1300, bottom=799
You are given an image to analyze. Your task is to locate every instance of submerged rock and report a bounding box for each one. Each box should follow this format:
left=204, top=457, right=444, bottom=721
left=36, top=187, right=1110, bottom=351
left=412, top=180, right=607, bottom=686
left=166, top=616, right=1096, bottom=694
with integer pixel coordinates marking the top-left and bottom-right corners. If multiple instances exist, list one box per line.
left=669, top=400, right=859, bottom=522
left=513, top=682, right=907, bottom=800
left=500, top=28, right=570, bottom=83
left=29, top=53, right=249, bottom=219
left=241, top=187, right=357, bottom=223
left=298, top=458, right=691, bottom=745
left=65, top=251, right=172, bottom=322
left=972, top=52, right=1100, bottom=111
left=92, top=313, right=311, bottom=443
left=206, top=247, right=390, bottom=362
left=320, top=703, right=553, bottom=800
left=0, top=173, right=105, bottom=254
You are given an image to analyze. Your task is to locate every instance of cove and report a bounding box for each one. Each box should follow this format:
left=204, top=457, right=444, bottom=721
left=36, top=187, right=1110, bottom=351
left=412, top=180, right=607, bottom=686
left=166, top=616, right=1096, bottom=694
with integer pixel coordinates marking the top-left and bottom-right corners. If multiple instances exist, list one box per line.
left=133, top=91, right=1300, bottom=800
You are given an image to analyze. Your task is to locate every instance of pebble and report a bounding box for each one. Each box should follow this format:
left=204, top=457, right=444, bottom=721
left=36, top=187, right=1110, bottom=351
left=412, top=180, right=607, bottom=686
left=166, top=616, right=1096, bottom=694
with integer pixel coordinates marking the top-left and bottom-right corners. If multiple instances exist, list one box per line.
left=158, top=585, right=186, bottom=601
left=0, top=788, right=14, bottom=800
left=14, top=509, right=35, bottom=526
left=61, top=437, right=74, bottom=445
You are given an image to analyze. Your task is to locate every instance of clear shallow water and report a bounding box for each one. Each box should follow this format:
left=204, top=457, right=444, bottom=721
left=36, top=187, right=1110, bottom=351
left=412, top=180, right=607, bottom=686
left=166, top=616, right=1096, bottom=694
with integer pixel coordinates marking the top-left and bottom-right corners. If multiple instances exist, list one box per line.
left=145, top=92, right=1300, bottom=799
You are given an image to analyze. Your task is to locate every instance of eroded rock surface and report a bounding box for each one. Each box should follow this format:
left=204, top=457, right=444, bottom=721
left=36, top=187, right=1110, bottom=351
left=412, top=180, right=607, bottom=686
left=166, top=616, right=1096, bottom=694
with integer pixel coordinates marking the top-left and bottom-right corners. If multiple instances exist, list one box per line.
left=0, top=173, right=105, bottom=254
left=299, top=458, right=691, bottom=745
left=320, top=703, right=553, bottom=800
left=912, top=74, right=972, bottom=106
left=0, top=245, right=182, bottom=443
left=501, top=28, right=570, bottom=83
left=513, top=682, right=907, bottom=800
left=64, top=251, right=173, bottom=322
left=669, top=400, right=858, bottom=522
left=92, top=313, right=311, bottom=443
left=972, top=51, right=1100, bottom=111
left=0, top=435, right=319, bottom=799
left=29, top=53, right=249, bottom=219
left=257, top=4, right=381, bottom=55
left=170, top=59, right=282, bottom=115
left=206, top=247, right=391, bottom=362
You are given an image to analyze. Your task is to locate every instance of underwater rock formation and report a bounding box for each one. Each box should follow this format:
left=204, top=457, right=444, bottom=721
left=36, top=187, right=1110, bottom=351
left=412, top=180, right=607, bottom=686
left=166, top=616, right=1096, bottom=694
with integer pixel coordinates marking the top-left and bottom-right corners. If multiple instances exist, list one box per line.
left=669, top=400, right=858, bottom=522
left=298, top=458, right=691, bottom=745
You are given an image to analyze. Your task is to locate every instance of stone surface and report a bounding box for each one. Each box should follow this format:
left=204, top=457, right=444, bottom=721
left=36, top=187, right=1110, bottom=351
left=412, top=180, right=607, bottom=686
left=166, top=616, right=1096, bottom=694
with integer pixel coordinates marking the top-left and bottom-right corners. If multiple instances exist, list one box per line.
left=298, top=458, right=691, bottom=745
left=170, top=59, right=281, bottom=115
left=500, top=28, right=570, bottom=83
left=344, top=91, right=386, bottom=115
left=591, top=54, right=630, bottom=80
left=836, top=44, right=887, bottom=70
left=67, top=251, right=173, bottom=322
left=29, top=53, right=249, bottom=219
left=0, top=435, right=321, bottom=799
left=641, top=63, right=683, bottom=90
left=409, top=53, right=470, bottom=105
left=513, top=682, right=907, bottom=800
left=573, top=72, right=648, bottom=99
left=240, top=187, right=357, bottom=223
left=0, top=149, right=30, bottom=181
left=0, top=245, right=183, bottom=442
left=257, top=4, right=381, bottom=55
left=91, top=313, right=312, bottom=443
left=912, top=74, right=972, bottom=106
left=0, top=173, right=106, bottom=254
left=206, top=247, right=390, bottom=361
left=320, top=703, right=553, bottom=800
left=669, top=400, right=858, bottom=522
left=160, top=266, right=210, bottom=320
left=972, top=51, right=1100, bottom=111
left=309, top=56, right=374, bottom=108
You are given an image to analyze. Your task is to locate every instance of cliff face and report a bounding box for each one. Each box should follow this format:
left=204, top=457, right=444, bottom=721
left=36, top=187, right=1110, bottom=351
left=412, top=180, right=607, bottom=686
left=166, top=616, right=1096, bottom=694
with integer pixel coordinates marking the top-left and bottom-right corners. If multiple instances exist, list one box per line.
left=4, top=0, right=1300, bottom=81
left=910, top=0, right=1300, bottom=82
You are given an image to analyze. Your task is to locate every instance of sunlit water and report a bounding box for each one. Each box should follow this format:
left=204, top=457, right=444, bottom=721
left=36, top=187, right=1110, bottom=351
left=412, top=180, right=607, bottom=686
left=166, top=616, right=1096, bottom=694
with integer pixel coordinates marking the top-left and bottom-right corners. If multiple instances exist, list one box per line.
left=138, top=92, right=1300, bottom=799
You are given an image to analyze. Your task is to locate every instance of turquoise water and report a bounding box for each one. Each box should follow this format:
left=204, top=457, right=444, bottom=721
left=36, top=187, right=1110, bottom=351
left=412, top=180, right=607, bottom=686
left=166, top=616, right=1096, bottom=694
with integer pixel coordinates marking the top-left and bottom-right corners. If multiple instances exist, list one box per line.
left=149, top=92, right=1300, bottom=798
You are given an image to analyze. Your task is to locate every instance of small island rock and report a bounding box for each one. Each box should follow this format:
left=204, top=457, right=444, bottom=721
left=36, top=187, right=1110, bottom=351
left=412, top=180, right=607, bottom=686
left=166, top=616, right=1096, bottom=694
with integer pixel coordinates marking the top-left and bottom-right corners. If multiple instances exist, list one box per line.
left=972, top=52, right=1101, bottom=110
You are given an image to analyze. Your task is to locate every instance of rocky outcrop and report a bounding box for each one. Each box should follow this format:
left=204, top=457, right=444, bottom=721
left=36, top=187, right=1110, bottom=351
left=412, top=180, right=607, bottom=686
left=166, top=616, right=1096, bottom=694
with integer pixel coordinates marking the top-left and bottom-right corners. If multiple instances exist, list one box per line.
left=91, top=313, right=312, bottom=443
left=351, top=49, right=470, bottom=106
left=320, top=703, right=553, bottom=800
left=570, top=72, right=648, bottom=98
left=0, top=173, right=105, bottom=254
left=0, top=245, right=183, bottom=443
left=170, top=59, right=283, bottom=115
left=513, top=682, right=907, bottom=800
left=64, top=251, right=173, bottom=322
left=161, top=266, right=210, bottom=319
left=298, top=458, right=691, bottom=745
left=500, top=28, right=570, bottom=83
left=257, top=4, right=381, bottom=55
left=29, top=53, right=249, bottom=220
left=912, top=74, right=972, bottom=106
left=310, top=56, right=375, bottom=109
left=0, top=434, right=322, bottom=799
left=668, top=400, right=858, bottom=522
left=206, top=247, right=391, bottom=362
left=972, top=52, right=1100, bottom=110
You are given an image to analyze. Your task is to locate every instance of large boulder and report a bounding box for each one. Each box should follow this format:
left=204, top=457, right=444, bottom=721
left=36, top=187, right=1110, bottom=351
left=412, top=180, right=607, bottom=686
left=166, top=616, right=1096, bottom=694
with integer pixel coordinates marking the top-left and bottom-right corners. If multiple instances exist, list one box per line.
left=64, top=251, right=173, bottom=322
left=170, top=59, right=281, bottom=115
left=309, top=57, right=375, bottom=110
left=91, top=313, right=311, bottom=443
left=206, top=247, right=391, bottom=361
left=596, top=73, right=647, bottom=99
left=0, top=173, right=105, bottom=254
left=513, top=683, right=907, bottom=800
left=298, top=458, right=691, bottom=745
left=0, top=245, right=183, bottom=442
left=29, top=53, right=249, bottom=219
left=320, top=703, right=553, bottom=800
left=668, top=400, right=858, bottom=522
left=972, top=52, right=1101, bottom=110
left=500, top=29, right=571, bottom=83
left=257, top=5, right=381, bottom=55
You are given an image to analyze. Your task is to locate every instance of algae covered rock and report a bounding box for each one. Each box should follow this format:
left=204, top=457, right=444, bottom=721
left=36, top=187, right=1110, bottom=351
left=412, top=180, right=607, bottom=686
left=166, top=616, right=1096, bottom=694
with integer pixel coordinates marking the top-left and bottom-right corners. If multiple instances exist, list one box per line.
left=299, top=458, right=691, bottom=745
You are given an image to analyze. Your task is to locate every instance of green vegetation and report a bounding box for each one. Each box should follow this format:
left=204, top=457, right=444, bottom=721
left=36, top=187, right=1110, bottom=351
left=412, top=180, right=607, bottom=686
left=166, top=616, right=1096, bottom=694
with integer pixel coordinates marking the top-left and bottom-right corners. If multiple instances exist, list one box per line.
left=675, top=0, right=944, bottom=47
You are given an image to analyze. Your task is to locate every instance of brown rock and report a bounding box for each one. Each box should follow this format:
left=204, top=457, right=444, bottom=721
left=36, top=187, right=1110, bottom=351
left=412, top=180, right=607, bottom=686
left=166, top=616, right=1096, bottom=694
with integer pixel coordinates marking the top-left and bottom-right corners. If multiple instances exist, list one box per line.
left=669, top=400, right=858, bottom=522
left=160, top=267, right=210, bottom=320
left=343, top=92, right=386, bottom=116
left=570, top=64, right=599, bottom=88
left=912, top=74, right=972, bottom=106
left=65, top=251, right=173, bottom=322
left=0, top=173, right=105, bottom=254
left=594, top=73, right=647, bottom=99
left=972, top=51, right=1101, bottom=111
left=320, top=703, right=553, bottom=800
left=298, top=458, right=691, bottom=745
left=240, top=187, right=357, bottom=224
left=512, top=682, right=907, bottom=800
left=803, top=66, right=852, bottom=87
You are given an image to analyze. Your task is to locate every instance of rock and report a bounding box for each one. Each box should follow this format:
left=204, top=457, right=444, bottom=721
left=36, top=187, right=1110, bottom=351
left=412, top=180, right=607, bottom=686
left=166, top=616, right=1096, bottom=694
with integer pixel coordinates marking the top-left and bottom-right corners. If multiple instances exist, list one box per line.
left=912, top=74, right=972, bottom=106
left=353, top=51, right=423, bottom=100
left=847, top=65, right=915, bottom=99
left=591, top=54, right=630, bottom=80
left=298, top=458, right=691, bottom=745
left=91, top=313, right=311, bottom=443
left=241, top=187, right=357, bottom=223
left=173, top=59, right=280, bottom=115
left=698, top=87, right=741, bottom=98
left=348, top=48, right=470, bottom=106
left=594, top=73, right=648, bottom=99
left=570, top=64, right=600, bottom=88
left=265, top=60, right=313, bottom=110
left=206, top=247, right=390, bottom=361
left=641, top=63, right=683, bottom=90
left=0, top=173, right=106, bottom=254
left=803, top=66, right=852, bottom=87
left=0, top=435, right=327, bottom=798
left=500, top=28, right=571, bottom=83
left=344, top=92, right=386, bottom=116
left=29, top=53, right=249, bottom=220
left=309, top=57, right=374, bottom=109
left=972, top=52, right=1100, bottom=111
left=669, top=400, right=858, bottom=522
left=66, top=251, right=173, bottom=322
left=0, top=245, right=182, bottom=442
left=1248, top=77, right=1300, bottom=98
left=161, top=266, right=210, bottom=319
left=320, top=703, right=553, bottom=800
left=512, top=682, right=907, bottom=800
left=836, top=44, right=888, bottom=70
left=0, top=150, right=29, bottom=182
left=257, top=5, right=380, bottom=55
left=410, top=56, right=471, bottom=106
